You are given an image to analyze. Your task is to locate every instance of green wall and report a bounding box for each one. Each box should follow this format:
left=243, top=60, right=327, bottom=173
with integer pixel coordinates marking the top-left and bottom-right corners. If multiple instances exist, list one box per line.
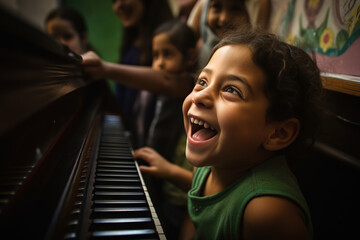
left=64, top=0, right=123, bottom=92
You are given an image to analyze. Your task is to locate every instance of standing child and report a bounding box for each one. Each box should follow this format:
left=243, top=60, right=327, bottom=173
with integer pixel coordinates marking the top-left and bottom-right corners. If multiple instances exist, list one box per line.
left=136, top=29, right=323, bottom=239
left=147, top=20, right=197, bottom=162
left=147, top=19, right=197, bottom=240
left=111, top=0, right=173, bottom=148
left=187, top=0, right=270, bottom=69
left=82, top=19, right=197, bottom=239
left=45, top=6, right=94, bottom=55
left=82, top=19, right=197, bottom=159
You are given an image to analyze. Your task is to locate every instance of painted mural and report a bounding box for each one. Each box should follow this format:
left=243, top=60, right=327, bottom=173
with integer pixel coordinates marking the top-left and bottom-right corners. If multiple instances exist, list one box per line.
left=270, top=0, right=360, bottom=76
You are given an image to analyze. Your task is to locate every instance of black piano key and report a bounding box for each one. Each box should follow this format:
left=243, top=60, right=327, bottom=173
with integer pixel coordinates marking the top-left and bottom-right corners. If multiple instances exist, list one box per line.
left=91, top=229, right=158, bottom=239
left=96, top=173, right=139, bottom=178
left=93, top=217, right=153, bottom=224
left=96, top=168, right=137, bottom=173
left=91, top=209, right=152, bottom=219
left=99, top=148, right=131, bottom=153
left=64, top=232, right=76, bottom=239
left=74, top=114, right=166, bottom=239
left=95, top=178, right=140, bottom=183
left=97, top=155, right=134, bottom=160
left=91, top=217, right=154, bottom=232
left=94, top=185, right=143, bottom=190
left=97, top=162, right=135, bottom=167
left=93, top=192, right=145, bottom=202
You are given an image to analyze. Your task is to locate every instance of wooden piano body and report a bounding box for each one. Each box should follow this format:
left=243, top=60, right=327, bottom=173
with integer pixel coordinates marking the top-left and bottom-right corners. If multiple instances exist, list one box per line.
left=287, top=84, right=360, bottom=239
left=0, top=5, right=165, bottom=240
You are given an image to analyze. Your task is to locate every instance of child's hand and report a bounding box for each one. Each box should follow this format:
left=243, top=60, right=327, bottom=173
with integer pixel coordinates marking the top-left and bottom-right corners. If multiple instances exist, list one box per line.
left=81, top=51, right=106, bottom=79
left=133, top=147, right=174, bottom=179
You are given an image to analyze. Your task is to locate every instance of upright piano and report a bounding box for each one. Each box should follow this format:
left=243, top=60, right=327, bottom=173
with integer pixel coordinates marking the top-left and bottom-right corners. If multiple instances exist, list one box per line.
left=0, top=5, right=165, bottom=240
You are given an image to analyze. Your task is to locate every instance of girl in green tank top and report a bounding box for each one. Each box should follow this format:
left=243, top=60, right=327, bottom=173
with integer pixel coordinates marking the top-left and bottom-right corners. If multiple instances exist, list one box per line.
left=134, top=28, right=322, bottom=239
left=181, top=28, right=322, bottom=239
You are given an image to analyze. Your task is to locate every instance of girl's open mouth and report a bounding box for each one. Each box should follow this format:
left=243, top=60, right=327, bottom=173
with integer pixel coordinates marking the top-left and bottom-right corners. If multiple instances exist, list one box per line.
left=190, top=116, right=218, bottom=141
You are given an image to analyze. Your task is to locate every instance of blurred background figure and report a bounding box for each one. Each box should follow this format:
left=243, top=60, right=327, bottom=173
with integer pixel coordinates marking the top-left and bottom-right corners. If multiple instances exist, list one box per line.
left=167, top=0, right=199, bottom=20
left=81, top=19, right=198, bottom=239
left=111, top=0, right=174, bottom=148
left=45, top=6, right=94, bottom=54
left=187, top=0, right=270, bottom=69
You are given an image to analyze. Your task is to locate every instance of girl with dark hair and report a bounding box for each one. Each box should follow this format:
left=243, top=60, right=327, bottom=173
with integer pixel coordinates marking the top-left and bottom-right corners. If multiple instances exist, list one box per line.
left=134, top=28, right=323, bottom=239
left=82, top=20, right=198, bottom=238
left=45, top=6, right=93, bottom=54
left=111, top=0, right=174, bottom=148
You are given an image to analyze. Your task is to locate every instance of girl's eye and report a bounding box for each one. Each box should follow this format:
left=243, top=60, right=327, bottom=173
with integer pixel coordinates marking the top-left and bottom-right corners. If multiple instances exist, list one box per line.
left=225, top=86, right=243, bottom=98
left=163, top=49, right=174, bottom=58
left=210, top=2, right=222, bottom=11
left=62, top=33, right=74, bottom=41
left=196, top=78, right=207, bottom=87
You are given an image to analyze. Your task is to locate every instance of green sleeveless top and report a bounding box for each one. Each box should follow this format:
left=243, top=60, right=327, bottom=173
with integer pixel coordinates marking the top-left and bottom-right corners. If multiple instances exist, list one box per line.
left=188, top=155, right=313, bottom=240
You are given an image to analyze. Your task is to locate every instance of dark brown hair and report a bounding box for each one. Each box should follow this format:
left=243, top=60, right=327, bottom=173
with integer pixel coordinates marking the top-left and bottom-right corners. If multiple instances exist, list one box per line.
left=45, top=6, right=87, bottom=40
left=45, top=6, right=94, bottom=52
left=153, top=19, right=198, bottom=70
left=211, top=29, right=323, bottom=151
left=120, top=0, right=174, bottom=66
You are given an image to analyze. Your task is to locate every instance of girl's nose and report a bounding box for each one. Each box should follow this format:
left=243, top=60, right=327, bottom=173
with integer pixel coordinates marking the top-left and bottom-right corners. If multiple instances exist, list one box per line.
left=192, top=88, right=214, bottom=109
left=218, top=11, right=229, bottom=27
left=153, top=58, right=164, bottom=71
left=57, top=37, right=67, bottom=45
left=157, top=57, right=165, bottom=69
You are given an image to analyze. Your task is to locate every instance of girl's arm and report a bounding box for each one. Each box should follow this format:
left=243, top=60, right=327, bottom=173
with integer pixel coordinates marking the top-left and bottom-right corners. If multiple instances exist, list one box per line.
left=242, top=196, right=311, bottom=240
left=186, top=0, right=204, bottom=38
left=133, top=147, right=193, bottom=192
left=81, top=51, right=193, bottom=98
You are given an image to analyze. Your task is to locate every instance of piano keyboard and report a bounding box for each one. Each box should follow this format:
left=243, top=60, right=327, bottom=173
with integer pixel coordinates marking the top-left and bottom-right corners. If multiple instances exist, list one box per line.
left=1, top=8, right=167, bottom=238
left=64, top=114, right=166, bottom=240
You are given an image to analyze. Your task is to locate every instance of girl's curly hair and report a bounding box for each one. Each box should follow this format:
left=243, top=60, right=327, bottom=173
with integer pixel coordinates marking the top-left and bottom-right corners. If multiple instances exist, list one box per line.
left=211, top=28, right=323, bottom=152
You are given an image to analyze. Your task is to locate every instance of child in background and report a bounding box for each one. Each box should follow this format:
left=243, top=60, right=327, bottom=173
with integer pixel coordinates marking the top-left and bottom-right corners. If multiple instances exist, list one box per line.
left=82, top=19, right=197, bottom=239
left=147, top=19, right=197, bottom=240
left=82, top=19, right=197, bottom=159
left=45, top=6, right=94, bottom=54
left=82, top=0, right=259, bottom=103
left=147, top=20, right=197, bottom=162
left=187, top=0, right=270, bottom=69
left=135, top=28, right=323, bottom=239
left=111, top=0, right=173, bottom=148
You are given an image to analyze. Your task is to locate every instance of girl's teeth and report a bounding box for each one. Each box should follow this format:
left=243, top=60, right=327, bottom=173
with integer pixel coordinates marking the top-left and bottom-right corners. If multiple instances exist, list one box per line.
left=190, top=117, right=212, bottom=129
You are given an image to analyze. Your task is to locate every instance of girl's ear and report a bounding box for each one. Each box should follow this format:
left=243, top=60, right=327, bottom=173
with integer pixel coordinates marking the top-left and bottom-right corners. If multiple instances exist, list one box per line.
left=185, top=48, right=198, bottom=69
left=263, top=118, right=300, bottom=151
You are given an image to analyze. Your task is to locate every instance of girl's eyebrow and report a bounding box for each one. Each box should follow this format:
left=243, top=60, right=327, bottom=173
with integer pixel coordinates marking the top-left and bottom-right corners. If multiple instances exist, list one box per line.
left=227, top=74, right=254, bottom=96
left=196, top=68, right=205, bottom=77
left=193, top=68, right=206, bottom=83
left=201, top=68, right=254, bottom=95
left=202, top=68, right=212, bottom=75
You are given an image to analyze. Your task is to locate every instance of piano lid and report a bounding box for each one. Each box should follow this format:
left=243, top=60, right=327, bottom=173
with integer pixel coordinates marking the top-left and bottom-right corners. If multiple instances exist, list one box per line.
left=0, top=4, right=90, bottom=137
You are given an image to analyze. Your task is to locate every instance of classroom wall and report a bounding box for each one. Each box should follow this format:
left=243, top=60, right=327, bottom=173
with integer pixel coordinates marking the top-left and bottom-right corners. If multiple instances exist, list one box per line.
left=64, top=0, right=123, bottom=64
left=0, top=0, right=57, bottom=29
left=269, top=0, right=360, bottom=77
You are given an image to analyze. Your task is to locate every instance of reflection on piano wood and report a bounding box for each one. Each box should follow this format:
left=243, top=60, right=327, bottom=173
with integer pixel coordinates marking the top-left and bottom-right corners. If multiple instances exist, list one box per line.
left=0, top=4, right=165, bottom=240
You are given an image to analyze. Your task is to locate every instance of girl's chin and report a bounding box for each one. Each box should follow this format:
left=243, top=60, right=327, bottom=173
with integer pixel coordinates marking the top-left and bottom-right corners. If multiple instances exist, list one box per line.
left=185, top=151, right=208, bottom=168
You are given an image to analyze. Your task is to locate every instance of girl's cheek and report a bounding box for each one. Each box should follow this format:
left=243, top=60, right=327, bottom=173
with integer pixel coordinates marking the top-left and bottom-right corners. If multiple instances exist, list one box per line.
left=182, top=93, right=193, bottom=114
